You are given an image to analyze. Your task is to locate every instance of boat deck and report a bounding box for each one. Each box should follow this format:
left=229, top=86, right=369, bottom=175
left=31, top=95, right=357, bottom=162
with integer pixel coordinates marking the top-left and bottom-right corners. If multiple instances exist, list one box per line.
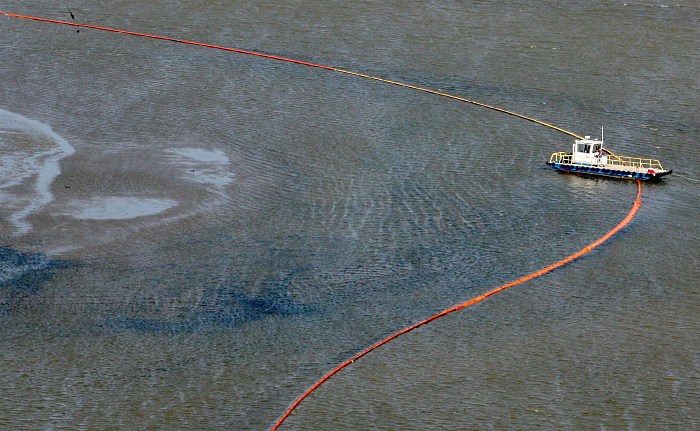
left=547, top=152, right=672, bottom=180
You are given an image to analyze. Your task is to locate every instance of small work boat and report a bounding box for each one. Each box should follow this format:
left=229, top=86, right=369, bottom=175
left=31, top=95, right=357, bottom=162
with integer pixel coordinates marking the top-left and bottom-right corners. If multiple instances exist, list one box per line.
left=546, top=130, right=672, bottom=180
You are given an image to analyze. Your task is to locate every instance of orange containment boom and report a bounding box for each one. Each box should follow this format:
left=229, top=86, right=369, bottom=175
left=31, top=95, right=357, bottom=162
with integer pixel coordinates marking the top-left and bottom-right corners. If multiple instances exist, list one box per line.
left=270, top=180, right=642, bottom=430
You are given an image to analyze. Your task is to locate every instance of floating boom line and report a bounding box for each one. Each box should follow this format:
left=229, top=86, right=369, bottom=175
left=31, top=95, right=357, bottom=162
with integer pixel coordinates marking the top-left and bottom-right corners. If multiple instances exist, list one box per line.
left=2, top=9, right=642, bottom=431
left=270, top=181, right=642, bottom=430
left=0, top=9, right=583, bottom=139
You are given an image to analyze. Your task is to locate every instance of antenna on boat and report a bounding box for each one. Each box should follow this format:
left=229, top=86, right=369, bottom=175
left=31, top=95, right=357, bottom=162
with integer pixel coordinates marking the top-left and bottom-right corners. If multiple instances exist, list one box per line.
left=601, top=126, right=604, bottom=147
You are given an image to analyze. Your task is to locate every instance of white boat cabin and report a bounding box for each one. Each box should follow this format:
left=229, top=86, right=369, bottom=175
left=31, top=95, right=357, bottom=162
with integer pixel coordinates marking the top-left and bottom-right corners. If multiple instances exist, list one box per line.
left=572, top=136, right=607, bottom=166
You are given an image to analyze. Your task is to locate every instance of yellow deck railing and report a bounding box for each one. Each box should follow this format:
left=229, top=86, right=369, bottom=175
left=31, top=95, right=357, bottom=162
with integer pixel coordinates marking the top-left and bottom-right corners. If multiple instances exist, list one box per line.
left=548, top=152, right=664, bottom=170
left=548, top=152, right=572, bottom=164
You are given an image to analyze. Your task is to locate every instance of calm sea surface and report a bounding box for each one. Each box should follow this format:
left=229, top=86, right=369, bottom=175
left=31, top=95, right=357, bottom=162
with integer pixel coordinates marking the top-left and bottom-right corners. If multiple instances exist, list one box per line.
left=1, top=1, right=698, bottom=429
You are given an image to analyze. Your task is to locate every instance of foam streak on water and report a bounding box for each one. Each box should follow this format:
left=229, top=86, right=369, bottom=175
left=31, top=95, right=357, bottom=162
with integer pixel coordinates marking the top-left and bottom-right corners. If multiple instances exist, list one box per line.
left=0, top=108, right=75, bottom=235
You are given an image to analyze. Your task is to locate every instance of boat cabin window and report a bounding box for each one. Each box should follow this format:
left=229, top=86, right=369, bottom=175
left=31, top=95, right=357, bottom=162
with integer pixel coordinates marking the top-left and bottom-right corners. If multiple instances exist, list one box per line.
left=576, top=143, right=591, bottom=153
left=575, top=142, right=601, bottom=154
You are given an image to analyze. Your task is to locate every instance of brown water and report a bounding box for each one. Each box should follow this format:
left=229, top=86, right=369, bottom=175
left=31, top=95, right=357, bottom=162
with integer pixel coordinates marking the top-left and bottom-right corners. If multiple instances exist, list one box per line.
left=1, top=1, right=698, bottom=430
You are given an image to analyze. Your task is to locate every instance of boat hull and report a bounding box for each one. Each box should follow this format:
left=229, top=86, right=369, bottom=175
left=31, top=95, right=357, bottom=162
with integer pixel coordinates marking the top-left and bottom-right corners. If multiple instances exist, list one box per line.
left=546, top=162, right=672, bottom=181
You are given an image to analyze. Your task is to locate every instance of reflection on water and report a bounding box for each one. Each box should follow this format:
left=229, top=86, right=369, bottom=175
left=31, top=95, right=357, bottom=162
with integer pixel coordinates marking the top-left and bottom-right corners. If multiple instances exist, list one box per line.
left=0, top=1, right=698, bottom=430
